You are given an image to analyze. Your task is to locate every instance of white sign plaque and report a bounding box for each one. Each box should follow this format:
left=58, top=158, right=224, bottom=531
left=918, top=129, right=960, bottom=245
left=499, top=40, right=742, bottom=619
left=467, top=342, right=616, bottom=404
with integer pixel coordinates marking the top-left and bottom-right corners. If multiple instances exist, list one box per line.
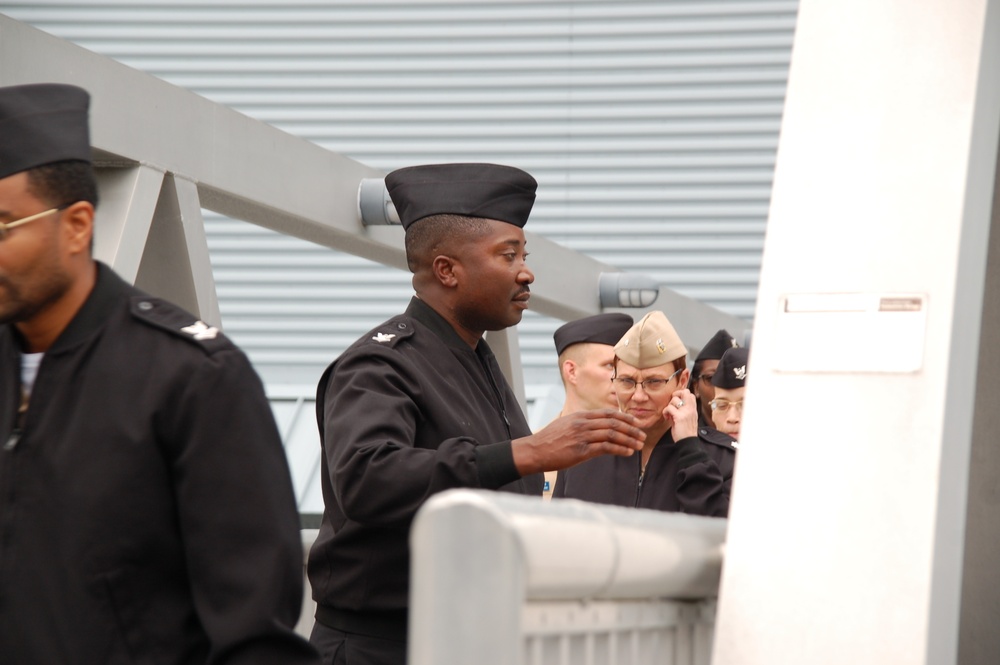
left=773, top=293, right=927, bottom=373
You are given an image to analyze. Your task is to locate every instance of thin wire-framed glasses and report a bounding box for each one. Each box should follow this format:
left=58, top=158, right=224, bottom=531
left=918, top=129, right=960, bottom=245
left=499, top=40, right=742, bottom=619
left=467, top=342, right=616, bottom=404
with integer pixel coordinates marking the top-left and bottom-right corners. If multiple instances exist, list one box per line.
left=612, top=367, right=683, bottom=394
left=710, top=398, right=744, bottom=413
left=0, top=206, right=65, bottom=240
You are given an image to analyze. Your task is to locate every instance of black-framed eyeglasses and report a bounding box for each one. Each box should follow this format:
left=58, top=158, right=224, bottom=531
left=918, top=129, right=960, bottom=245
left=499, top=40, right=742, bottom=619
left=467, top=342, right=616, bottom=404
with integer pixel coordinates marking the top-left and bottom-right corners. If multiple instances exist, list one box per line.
left=612, top=367, right=683, bottom=394
left=0, top=206, right=66, bottom=240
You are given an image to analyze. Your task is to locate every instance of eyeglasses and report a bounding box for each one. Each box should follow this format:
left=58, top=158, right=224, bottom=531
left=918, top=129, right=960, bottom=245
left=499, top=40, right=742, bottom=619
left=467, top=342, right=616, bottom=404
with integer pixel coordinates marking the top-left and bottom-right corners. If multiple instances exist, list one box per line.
left=0, top=206, right=64, bottom=240
left=612, top=367, right=683, bottom=394
left=710, top=398, right=744, bottom=413
left=698, top=374, right=715, bottom=384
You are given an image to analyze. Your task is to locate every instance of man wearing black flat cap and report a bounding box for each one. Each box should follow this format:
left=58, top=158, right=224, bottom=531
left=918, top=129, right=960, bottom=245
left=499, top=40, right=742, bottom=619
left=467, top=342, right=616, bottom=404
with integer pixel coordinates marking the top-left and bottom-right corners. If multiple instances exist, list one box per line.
left=0, top=84, right=318, bottom=664
left=543, top=312, right=634, bottom=498
left=308, top=163, right=646, bottom=664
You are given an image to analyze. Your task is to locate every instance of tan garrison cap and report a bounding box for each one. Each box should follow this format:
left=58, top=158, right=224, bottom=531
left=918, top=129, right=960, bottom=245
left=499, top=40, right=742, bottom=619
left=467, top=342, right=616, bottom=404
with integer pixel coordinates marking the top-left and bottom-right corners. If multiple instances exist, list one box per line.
left=614, top=311, right=686, bottom=369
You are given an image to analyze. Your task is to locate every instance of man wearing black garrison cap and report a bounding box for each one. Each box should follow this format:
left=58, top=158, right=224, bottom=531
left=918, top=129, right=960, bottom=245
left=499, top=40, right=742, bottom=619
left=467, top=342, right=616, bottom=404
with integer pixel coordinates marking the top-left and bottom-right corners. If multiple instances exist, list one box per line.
left=0, top=84, right=318, bottom=663
left=542, top=312, right=634, bottom=498
left=308, top=163, right=646, bottom=664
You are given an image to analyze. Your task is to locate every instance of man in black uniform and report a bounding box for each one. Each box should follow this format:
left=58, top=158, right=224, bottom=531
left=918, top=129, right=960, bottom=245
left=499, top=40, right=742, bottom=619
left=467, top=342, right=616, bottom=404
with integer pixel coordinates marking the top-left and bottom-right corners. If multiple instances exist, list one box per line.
left=543, top=312, right=634, bottom=498
left=0, top=84, right=319, bottom=664
left=308, top=163, right=646, bottom=664
left=553, top=311, right=729, bottom=515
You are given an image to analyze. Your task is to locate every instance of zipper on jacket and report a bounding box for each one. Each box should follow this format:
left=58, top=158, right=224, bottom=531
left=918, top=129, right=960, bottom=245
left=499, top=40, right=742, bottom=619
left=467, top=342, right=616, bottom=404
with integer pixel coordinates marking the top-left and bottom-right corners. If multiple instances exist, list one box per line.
left=5, top=389, right=28, bottom=451
left=480, top=353, right=512, bottom=439
left=3, top=429, right=21, bottom=452
left=634, top=463, right=645, bottom=507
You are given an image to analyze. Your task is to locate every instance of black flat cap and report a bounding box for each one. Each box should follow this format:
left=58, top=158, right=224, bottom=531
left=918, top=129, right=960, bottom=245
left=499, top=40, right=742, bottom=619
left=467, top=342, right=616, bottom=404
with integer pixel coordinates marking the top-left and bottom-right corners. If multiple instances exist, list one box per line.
left=694, top=329, right=738, bottom=363
left=0, top=83, right=91, bottom=180
left=385, top=163, right=537, bottom=230
left=554, top=313, right=634, bottom=355
left=712, top=347, right=749, bottom=389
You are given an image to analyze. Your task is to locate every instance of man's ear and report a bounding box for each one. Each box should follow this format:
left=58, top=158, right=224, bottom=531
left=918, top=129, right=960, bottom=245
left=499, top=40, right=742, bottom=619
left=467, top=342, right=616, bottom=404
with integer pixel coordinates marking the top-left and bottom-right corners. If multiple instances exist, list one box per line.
left=562, top=359, right=578, bottom=384
left=431, top=254, right=459, bottom=288
left=62, top=201, right=94, bottom=256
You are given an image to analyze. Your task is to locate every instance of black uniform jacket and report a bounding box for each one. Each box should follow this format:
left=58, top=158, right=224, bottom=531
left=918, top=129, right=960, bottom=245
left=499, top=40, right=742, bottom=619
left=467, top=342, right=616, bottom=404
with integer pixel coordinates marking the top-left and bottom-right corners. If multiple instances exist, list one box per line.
left=0, top=263, right=317, bottom=665
left=700, top=425, right=737, bottom=499
left=309, top=297, right=542, bottom=614
left=552, top=429, right=729, bottom=517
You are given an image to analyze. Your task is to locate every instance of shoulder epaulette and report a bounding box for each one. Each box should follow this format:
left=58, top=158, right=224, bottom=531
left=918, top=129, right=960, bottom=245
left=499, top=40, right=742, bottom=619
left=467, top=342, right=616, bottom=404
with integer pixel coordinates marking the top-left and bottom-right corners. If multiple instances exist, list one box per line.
left=699, top=427, right=738, bottom=450
left=360, top=317, right=416, bottom=349
left=128, top=296, right=234, bottom=354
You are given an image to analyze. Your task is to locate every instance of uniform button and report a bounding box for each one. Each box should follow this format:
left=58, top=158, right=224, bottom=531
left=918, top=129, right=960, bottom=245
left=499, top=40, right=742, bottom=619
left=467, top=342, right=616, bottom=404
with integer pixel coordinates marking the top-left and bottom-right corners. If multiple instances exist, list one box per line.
left=397, top=323, right=407, bottom=330
left=138, top=301, right=154, bottom=311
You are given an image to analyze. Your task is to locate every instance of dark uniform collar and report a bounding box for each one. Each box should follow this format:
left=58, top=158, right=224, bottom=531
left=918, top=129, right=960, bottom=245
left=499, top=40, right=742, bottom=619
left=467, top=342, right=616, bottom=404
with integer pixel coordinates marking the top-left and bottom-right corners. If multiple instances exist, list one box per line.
left=406, top=296, right=491, bottom=355
left=46, top=261, right=132, bottom=355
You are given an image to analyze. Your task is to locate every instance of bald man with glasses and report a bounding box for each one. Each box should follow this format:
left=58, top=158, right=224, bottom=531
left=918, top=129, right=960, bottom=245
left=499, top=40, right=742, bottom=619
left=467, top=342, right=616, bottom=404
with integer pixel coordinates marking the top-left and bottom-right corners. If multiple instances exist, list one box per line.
left=553, top=311, right=729, bottom=516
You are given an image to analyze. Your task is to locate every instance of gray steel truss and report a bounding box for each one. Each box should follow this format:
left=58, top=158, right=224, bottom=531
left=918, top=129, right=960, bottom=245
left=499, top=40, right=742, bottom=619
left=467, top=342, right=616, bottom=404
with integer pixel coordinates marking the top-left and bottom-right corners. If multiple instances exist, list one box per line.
left=0, top=14, right=746, bottom=391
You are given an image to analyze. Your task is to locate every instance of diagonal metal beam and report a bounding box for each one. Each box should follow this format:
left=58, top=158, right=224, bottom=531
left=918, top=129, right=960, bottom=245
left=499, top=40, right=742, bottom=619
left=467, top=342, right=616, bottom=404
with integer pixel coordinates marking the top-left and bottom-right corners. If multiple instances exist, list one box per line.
left=92, top=164, right=162, bottom=282
left=172, top=176, right=221, bottom=327
left=134, top=174, right=221, bottom=327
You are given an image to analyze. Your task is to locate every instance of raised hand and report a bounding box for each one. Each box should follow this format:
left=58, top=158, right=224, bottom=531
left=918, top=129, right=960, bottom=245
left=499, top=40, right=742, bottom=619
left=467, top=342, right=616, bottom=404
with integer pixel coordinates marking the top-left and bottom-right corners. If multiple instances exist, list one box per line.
left=511, top=408, right=645, bottom=475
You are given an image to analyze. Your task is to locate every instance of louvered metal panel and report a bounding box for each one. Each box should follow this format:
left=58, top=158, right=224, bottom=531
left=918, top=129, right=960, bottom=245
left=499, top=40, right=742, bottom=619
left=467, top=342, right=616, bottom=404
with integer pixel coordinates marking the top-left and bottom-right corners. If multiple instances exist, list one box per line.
left=4, top=0, right=796, bottom=392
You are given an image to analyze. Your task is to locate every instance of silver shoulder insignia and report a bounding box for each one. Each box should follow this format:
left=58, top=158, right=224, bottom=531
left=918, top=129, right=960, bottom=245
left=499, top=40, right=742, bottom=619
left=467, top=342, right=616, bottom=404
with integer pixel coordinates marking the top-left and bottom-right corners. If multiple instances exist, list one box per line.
left=181, top=320, right=219, bottom=340
left=373, top=332, right=396, bottom=343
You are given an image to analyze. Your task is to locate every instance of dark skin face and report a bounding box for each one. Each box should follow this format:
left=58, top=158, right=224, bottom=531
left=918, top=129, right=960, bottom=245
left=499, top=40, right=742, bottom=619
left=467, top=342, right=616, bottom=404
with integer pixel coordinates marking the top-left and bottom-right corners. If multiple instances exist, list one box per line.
left=0, top=171, right=95, bottom=352
left=414, top=218, right=533, bottom=348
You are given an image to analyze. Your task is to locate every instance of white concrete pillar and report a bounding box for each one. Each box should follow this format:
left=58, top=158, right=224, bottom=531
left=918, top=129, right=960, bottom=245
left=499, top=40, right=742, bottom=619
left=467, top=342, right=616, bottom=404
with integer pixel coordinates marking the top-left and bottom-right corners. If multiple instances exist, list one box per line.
left=713, top=1, right=1000, bottom=664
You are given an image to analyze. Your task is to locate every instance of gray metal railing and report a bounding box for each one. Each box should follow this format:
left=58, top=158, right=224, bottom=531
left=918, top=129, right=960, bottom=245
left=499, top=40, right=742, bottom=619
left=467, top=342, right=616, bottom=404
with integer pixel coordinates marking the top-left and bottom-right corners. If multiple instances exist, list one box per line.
left=408, top=490, right=726, bottom=665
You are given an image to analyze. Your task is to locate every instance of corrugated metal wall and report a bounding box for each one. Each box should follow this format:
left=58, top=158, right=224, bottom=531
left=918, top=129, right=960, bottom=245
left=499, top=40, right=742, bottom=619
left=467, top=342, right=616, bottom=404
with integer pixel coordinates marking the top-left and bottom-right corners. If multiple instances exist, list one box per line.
left=3, top=0, right=797, bottom=392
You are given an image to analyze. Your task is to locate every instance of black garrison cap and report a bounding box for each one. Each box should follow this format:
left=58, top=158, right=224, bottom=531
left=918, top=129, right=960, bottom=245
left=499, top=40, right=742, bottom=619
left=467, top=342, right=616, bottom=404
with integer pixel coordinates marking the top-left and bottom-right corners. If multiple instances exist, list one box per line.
left=694, top=329, right=738, bottom=364
left=0, top=83, right=91, bottom=180
left=385, top=163, right=537, bottom=230
left=553, top=313, right=634, bottom=356
left=712, top=347, right=749, bottom=389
